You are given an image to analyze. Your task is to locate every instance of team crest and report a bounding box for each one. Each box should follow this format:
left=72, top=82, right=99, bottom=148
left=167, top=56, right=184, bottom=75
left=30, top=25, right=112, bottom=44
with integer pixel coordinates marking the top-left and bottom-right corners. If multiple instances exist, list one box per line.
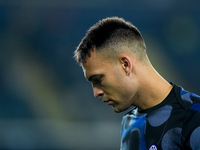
left=149, top=144, right=158, bottom=150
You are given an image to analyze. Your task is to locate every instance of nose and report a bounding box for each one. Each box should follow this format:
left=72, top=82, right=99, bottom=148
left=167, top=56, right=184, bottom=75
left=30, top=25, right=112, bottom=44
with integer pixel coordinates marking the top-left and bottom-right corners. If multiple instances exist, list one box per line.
left=93, top=87, right=104, bottom=98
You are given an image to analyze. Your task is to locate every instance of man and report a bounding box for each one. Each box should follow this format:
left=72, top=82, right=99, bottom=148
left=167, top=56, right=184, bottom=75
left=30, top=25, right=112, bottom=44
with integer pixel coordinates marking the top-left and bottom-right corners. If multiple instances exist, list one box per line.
left=74, top=17, right=200, bottom=150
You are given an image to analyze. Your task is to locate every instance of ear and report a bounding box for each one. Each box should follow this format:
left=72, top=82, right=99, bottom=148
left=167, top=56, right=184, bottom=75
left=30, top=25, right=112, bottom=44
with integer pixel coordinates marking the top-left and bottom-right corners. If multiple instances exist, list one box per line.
left=119, top=55, right=132, bottom=76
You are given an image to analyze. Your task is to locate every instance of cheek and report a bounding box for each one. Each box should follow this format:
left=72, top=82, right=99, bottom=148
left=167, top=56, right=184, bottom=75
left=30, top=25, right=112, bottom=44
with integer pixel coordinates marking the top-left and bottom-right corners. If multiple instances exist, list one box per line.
left=105, top=79, right=128, bottom=97
left=103, top=68, right=127, bottom=93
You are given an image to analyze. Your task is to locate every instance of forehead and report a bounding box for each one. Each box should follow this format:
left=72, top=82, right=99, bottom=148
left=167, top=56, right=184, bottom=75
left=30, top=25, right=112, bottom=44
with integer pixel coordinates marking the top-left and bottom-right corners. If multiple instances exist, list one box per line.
left=82, top=49, right=111, bottom=79
left=82, top=50, right=101, bottom=75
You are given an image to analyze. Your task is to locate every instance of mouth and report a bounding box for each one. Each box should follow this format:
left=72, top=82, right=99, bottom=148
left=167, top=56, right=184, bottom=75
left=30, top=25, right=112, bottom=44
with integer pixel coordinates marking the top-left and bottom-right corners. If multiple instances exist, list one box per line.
left=103, top=99, right=113, bottom=105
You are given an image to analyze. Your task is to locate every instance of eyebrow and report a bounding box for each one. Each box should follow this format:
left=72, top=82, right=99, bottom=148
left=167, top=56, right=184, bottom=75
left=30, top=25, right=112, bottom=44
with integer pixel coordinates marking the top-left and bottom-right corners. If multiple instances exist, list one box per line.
left=88, top=74, right=102, bottom=81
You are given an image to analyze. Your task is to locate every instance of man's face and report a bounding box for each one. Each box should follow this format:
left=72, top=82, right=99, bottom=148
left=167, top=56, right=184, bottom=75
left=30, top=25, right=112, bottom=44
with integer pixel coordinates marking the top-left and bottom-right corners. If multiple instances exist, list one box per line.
left=82, top=49, right=135, bottom=113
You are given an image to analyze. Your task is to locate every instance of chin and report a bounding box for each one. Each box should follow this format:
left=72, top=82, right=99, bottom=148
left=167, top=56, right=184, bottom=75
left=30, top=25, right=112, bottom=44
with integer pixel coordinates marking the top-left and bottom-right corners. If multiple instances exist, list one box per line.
left=113, top=105, right=131, bottom=113
left=113, top=109, right=121, bottom=113
left=113, top=107, right=126, bottom=113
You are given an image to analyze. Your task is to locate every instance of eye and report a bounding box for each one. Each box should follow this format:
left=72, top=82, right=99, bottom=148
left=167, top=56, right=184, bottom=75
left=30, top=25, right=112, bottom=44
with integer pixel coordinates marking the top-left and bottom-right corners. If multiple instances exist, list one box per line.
left=92, top=77, right=102, bottom=85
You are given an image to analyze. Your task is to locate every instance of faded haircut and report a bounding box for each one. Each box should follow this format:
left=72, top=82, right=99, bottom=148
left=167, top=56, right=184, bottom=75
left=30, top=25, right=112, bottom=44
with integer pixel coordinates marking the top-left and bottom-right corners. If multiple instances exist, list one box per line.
left=74, top=17, right=147, bottom=65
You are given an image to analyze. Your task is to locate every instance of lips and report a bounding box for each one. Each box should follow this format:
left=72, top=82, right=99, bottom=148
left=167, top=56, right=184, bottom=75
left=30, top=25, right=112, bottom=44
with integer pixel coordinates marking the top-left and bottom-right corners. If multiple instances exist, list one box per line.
left=103, top=99, right=113, bottom=105
left=107, top=100, right=113, bottom=105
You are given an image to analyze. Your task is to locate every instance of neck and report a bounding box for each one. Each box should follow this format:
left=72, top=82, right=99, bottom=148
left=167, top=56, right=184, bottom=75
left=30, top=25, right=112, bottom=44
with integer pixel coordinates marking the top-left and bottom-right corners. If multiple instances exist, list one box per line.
left=132, top=63, right=173, bottom=110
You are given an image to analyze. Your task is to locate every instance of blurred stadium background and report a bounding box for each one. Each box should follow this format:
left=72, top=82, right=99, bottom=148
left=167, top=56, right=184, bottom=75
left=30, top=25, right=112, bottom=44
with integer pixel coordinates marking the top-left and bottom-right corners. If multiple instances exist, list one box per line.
left=0, top=0, right=200, bottom=149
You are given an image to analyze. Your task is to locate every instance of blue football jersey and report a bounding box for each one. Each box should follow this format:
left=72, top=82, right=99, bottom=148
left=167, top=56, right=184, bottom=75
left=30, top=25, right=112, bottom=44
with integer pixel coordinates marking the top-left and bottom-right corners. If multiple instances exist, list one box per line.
left=120, top=83, right=200, bottom=150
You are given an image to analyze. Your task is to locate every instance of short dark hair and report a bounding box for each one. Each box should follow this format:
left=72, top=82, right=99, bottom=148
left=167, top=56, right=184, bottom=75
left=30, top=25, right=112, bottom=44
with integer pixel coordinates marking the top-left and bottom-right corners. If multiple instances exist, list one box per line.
left=74, top=17, right=146, bottom=65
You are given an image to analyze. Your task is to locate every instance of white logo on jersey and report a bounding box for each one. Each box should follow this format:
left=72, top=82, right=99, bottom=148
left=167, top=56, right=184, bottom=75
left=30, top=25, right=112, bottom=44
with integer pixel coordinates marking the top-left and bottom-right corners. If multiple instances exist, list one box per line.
left=149, top=144, right=158, bottom=150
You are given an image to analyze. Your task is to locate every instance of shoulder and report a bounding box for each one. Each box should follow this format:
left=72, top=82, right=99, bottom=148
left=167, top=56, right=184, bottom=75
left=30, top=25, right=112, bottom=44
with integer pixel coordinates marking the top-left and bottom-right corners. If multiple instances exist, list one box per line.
left=173, top=83, right=200, bottom=149
left=173, top=83, right=200, bottom=110
left=183, top=110, right=200, bottom=150
left=173, top=83, right=200, bottom=131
